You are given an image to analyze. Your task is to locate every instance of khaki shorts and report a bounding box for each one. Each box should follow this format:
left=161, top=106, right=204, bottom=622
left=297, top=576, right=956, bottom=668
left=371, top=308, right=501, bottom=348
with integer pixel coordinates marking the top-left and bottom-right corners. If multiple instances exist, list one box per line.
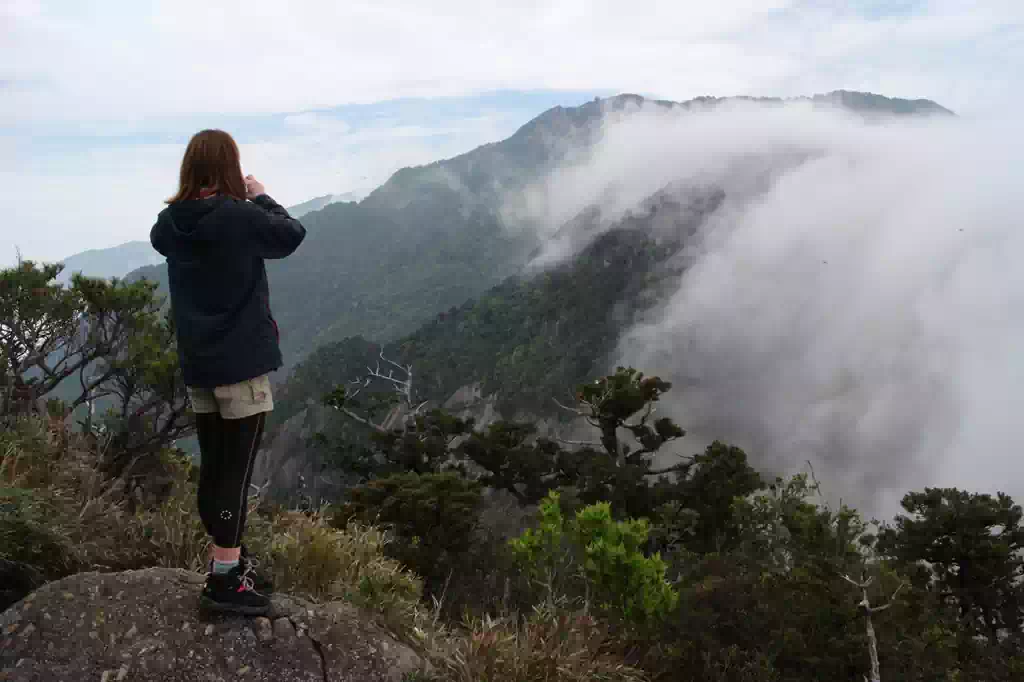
left=187, top=374, right=274, bottom=420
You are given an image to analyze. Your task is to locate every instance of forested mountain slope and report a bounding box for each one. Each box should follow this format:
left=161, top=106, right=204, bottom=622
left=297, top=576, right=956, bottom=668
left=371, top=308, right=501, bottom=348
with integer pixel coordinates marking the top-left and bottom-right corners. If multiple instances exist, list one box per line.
left=128, top=91, right=950, bottom=369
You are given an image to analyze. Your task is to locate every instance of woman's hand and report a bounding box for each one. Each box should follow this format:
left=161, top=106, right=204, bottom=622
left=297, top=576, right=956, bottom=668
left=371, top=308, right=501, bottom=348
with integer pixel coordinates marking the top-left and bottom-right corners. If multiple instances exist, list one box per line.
left=245, top=174, right=266, bottom=199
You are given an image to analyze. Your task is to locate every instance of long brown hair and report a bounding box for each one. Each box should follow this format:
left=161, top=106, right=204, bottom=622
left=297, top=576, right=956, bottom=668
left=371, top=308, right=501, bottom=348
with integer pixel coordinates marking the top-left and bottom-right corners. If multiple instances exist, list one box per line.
left=166, top=129, right=247, bottom=204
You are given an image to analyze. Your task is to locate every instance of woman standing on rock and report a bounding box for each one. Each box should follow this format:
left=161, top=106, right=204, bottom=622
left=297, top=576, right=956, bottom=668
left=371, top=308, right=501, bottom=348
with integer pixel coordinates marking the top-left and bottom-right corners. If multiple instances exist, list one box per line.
left=151, top=129, right=306, bottom=615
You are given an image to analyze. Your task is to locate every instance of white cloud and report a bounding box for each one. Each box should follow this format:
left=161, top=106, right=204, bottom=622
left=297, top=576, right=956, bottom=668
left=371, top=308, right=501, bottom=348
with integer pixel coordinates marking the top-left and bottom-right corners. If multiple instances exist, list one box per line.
left=281, top=112, right=352, bottom=138
left=3, top=0, right=1022, bottom=263
left=518, top=100, right=1024, bottom=514
left=2, top=0, right=1021, bottom=127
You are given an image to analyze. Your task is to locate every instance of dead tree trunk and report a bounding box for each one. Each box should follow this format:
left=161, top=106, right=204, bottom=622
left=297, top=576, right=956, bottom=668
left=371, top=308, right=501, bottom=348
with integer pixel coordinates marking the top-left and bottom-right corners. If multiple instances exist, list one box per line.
left=329, top=350, right=427, bottom=433
left=842, top=572, right=906, bottom=682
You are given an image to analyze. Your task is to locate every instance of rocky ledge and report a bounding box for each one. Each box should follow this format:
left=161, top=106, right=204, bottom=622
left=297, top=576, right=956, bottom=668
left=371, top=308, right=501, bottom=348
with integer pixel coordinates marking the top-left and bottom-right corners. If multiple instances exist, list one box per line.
left=0, top=568, right=426, bottom=682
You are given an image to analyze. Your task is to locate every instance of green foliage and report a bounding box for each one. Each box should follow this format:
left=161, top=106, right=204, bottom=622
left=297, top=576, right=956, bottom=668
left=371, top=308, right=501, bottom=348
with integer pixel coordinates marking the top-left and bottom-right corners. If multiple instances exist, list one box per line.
left=458, top=421, right=562, bottom=505
left=642, top=473, right=872, bottom=679
left=571, top=501, right=678, bottom=626
left=879, top=488, right=1024, bottom=641
left=0, top=261, right=79, bottom=376
left=511, top=491, right=678, bottom=628
left=370, top=411, right=476, bottom=475
left=326, top=366, right=762, bottom=627
left=317, top=360, right=1020, bottom=679
left=730, top=473, right=866, bottom=576
left=401, top=228, right=683, bottom=416
left=0, top=260, right=191, bottom=470
left=337, top=472, right=484, bottom=585
left=509, top=491, right=568, bottom=592
left=275, top=225, right=686, bottom=428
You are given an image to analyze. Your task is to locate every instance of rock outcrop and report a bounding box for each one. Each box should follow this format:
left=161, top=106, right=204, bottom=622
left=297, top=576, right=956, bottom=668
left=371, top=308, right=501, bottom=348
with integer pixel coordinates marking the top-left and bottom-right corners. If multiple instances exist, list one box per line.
left=1, top=568, right=425, bottom=682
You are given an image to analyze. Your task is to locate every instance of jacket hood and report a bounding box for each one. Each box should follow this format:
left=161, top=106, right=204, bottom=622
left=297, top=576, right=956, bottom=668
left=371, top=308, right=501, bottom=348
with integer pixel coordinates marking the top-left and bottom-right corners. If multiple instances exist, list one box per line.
left=152, top=197, right=229, bottom=255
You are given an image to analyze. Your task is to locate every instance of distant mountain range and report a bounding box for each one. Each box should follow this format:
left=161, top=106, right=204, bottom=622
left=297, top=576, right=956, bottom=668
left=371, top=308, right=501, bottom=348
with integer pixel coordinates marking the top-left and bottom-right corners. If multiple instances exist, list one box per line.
left=286, top=191, right=366, bottom=218
left=56, top=241, right=164, bottom=284
left=56, top=192, right=366, bottom=284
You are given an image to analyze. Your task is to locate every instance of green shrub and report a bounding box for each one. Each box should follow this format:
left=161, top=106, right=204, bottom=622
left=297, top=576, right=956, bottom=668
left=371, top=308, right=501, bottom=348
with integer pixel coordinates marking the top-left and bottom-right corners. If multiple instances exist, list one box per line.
left=571, top=501, right=678, bottom=626
left=336, top=472, right=483, bottom=586
left=508, top=489, right=567, bottom=586
left=511, top=491, right=678, bottom=629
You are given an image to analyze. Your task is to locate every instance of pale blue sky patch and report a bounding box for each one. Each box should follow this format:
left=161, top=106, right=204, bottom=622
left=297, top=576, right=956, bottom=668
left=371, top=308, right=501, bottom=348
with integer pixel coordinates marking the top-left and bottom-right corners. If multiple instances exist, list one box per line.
left=856, top=0, right=928, bottom=19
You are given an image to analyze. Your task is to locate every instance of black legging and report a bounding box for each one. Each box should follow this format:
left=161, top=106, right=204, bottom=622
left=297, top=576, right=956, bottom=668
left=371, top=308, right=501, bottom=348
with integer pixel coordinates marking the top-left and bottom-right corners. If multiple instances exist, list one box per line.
left=195, top=412, right=265, bottom=548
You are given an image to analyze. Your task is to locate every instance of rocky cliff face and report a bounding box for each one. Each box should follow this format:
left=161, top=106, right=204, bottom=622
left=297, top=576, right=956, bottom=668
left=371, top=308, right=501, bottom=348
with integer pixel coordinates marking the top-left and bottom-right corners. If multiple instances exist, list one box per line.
left=252, top=401, right=343, bottom=506
left=0, top=568, right=425, bottom=682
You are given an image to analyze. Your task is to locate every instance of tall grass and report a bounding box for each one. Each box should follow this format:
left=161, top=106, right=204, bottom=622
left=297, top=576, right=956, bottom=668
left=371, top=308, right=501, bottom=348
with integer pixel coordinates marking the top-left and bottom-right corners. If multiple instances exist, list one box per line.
left=439, top=603, right=648, bottom=682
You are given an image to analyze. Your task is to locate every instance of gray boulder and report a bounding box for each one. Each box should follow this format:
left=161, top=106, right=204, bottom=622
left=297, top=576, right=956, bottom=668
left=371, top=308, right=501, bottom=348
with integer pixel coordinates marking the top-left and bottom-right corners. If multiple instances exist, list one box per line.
left=0, top=568, right=426, bottom=681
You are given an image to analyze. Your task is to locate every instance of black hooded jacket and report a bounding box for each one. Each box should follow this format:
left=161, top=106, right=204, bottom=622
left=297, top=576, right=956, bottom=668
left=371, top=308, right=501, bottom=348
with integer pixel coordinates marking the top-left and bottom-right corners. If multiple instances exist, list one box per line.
left=150, top=194, right=306, bottom=388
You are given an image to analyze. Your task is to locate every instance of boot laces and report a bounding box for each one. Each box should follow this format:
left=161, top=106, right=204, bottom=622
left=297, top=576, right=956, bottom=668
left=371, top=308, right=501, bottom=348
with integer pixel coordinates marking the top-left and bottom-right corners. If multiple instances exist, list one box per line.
left=239, top=563, right=261, bottom=594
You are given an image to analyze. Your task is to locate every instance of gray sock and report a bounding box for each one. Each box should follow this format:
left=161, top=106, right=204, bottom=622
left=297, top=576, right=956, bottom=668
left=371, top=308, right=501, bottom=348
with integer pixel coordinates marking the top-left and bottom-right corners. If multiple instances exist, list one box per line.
left=212, top=558, right=239, bottom=575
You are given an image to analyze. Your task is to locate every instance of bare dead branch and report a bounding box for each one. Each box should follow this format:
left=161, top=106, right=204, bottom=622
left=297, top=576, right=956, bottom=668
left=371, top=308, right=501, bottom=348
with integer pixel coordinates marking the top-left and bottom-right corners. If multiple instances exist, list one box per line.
left=556, top=437, right=603, bottom=448
left=329, top=403, right=388, bottom=435
left=647, top=459, right=693, bottom=476
left=346, top=377, right=370, bottom=401
left=623, top=401, right=655, bottom=428
left=377, top=349, right=410, bottom=376
left=842, top=572, right=906, bottom=682
left=871, top=582, right=907, bottom=614
left=841, top=573, right=863, bottom=589
left=367, top=363, right=409, bottom=389
left=552, top=397, right=586, bottom=415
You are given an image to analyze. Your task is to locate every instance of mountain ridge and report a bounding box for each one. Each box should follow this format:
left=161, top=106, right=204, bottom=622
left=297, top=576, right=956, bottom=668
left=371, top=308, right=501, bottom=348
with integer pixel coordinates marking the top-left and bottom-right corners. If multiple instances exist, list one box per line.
left=123, top=90, right=949, bottom=371
left=56, top=240, right=163, bottom=284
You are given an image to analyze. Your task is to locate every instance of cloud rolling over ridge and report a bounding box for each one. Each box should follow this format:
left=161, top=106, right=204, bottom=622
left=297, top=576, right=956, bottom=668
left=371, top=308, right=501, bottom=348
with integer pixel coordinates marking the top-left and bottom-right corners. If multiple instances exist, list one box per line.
left=516, top=100, right=1024, bottom=514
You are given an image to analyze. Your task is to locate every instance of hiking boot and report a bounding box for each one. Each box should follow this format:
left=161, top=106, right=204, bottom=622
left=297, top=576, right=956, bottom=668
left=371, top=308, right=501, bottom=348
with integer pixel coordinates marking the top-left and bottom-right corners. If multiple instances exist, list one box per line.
left=204, top=543, right=274, bottom=593
left=199, top=563, right=270, bottom=616
left=241, top=544, right=273, bottom=593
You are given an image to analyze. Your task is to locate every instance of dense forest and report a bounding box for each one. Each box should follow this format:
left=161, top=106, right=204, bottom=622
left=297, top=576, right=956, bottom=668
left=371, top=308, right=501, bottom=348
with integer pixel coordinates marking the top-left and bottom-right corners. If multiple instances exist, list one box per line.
left=270, top=187, right=724, bottom=430
left=312, top=355, right=1024, bottom=681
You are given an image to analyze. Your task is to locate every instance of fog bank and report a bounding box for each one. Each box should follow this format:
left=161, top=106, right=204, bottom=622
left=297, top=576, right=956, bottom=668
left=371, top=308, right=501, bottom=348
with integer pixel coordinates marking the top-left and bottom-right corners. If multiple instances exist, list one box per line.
left=519, top=101, right=1024, bottom=515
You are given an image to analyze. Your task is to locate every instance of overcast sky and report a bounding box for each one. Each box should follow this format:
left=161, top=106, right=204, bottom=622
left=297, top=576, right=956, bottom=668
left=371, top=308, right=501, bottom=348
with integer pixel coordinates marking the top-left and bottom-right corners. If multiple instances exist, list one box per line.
left=3, top=0, right=1022, bottom=262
